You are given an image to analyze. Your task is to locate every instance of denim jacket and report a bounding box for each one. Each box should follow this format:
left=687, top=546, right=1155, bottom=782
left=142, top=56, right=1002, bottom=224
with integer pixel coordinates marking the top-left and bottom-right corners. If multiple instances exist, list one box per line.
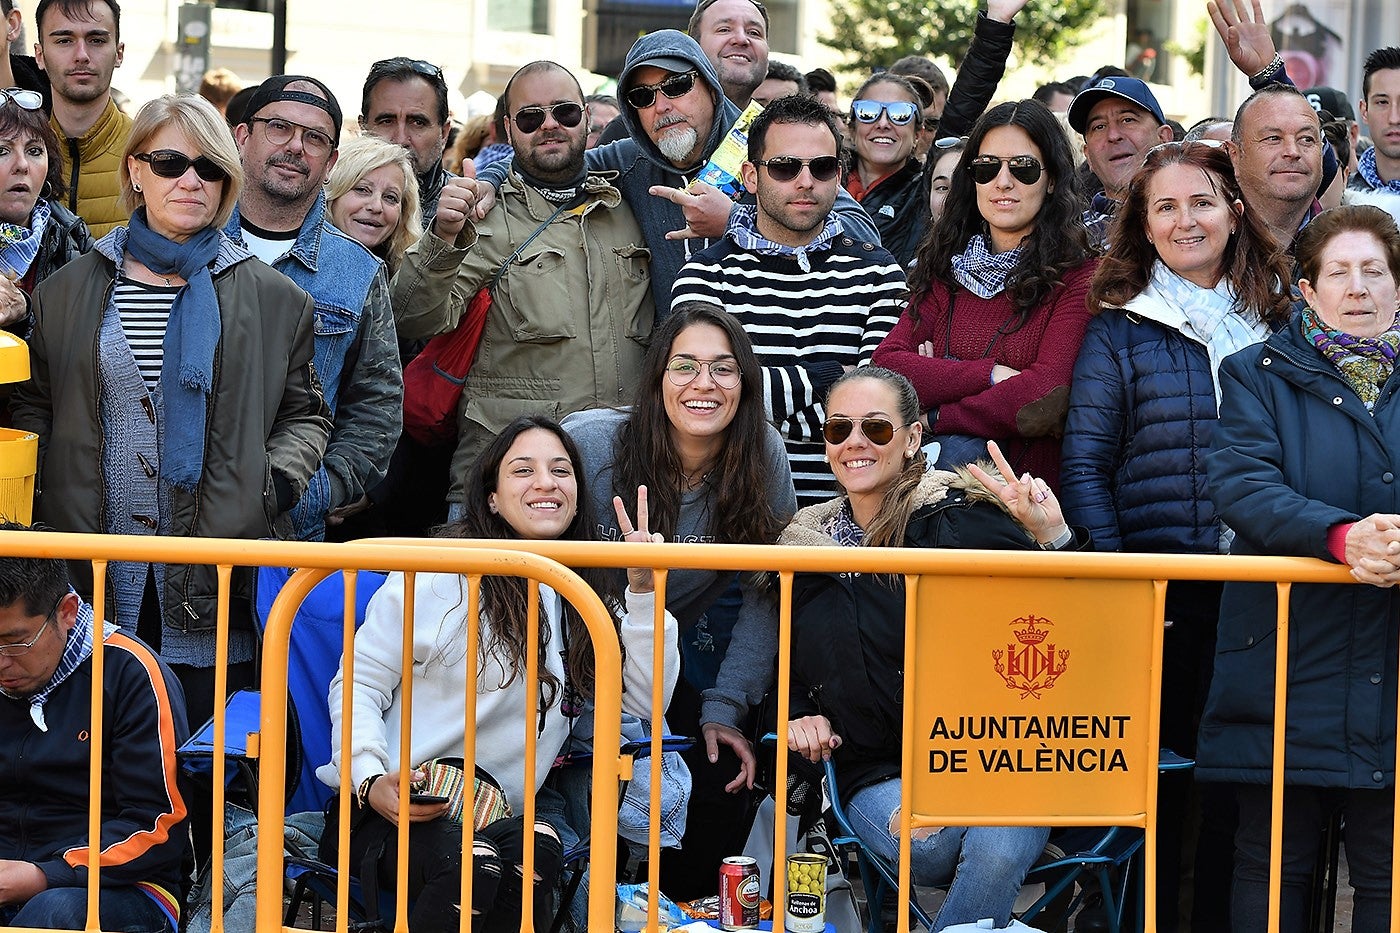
left=225, top=193, right=401, bottom=540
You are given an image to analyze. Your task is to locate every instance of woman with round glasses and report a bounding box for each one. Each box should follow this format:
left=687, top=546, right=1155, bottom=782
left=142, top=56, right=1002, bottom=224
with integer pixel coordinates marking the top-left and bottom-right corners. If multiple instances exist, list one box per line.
left=12, top=94, right=330, bottom=727
left=1060, top=140, right=1290, bottom=927
left=873, top=99, right=1095, bottom=491
left=784, top=365, right=1081, bottom=931
left=565, top=303, right=795, bottom=895
left=327, top=135, right=422, bottom=275
left=0, top=87, right=91, bottom=339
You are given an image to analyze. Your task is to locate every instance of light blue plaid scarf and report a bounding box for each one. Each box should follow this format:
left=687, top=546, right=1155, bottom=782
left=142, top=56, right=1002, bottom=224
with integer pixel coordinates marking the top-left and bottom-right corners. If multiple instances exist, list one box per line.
left=726, top=204, right=841, bottom=272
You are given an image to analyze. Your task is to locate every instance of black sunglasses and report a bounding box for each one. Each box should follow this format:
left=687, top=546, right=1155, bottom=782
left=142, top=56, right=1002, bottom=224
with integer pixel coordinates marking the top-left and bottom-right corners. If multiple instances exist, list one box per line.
left=754, top=155, right=841, bottom=183
left=625, top=71, right=699, bottom=110
left=969, top=155, right=1043, bottom=186
left=135, top=150, right=229, bottom=183
left=511, top=102, right=584, bottom=134
left=822, top=417, right=906, bottom=446
left=0, top=87, right=43, bottom=112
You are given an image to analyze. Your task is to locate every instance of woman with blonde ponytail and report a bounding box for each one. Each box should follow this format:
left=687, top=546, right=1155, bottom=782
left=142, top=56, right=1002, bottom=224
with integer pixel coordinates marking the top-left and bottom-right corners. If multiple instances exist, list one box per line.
left=780, top=366, right=1087, bottom=931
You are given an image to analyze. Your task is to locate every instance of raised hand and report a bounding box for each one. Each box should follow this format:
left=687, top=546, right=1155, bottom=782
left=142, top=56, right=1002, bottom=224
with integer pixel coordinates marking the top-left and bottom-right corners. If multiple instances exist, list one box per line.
left=1207, top=0, right=1278, bottom=77
left=966, top=440, right=1070, bottom=545
left=986, top=0, right=1031, bottom=24
left=613, top=485, right=664, bottom=593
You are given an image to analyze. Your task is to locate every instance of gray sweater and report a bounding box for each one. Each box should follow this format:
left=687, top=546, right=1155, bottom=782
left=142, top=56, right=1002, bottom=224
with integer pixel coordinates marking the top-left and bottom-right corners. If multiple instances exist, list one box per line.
left=563, top=406, right=797, bottom=729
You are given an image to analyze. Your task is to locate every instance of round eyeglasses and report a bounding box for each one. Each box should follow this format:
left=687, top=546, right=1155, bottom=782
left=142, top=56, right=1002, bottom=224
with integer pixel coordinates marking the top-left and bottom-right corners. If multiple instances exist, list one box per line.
left=665, top=357, right=742, bottom=389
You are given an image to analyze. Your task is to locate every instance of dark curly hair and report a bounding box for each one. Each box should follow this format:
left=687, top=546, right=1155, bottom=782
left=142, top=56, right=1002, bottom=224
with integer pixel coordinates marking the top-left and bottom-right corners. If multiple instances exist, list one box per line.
left=906, top=99, right=1090, bottom=325
left=436, top=415, right=620, bottom=709
left=1089, top=140, right=1291, bottom=327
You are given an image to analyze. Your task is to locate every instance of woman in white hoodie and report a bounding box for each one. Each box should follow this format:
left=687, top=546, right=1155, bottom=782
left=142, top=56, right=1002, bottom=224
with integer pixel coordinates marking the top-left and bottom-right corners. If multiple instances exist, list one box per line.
left=1059, top=140, right=1292, bottom=928
left=319, top=414, right=677, bottom=932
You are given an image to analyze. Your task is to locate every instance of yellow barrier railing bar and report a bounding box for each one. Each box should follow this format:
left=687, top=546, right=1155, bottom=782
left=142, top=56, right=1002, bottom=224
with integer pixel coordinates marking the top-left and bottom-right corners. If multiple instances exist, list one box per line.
left=647, top=568, right=670, bottom=933
left=393, top=570, right=417, bottom=933
left=772, top=569, right=795, bottom=933
left=898, top=573, right=920, bottom=933
left=0, top=529, right=1364, bottom=933
left=338, top=568, right=358, bottom=933
left=458, top=573, right=481, bottom=933
left=1145, top=579, right=1169, bottom=926
left=1269, top=581, right=1292, bottom=933
left=84, top=560, right=107, bottom=933
left=208, top=564, right=231, bottom=933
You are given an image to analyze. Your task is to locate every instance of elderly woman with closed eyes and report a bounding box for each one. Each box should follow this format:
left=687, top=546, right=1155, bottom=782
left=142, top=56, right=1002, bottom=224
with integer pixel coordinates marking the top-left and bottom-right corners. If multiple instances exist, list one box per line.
left=11, top=94, right=330, bottom=727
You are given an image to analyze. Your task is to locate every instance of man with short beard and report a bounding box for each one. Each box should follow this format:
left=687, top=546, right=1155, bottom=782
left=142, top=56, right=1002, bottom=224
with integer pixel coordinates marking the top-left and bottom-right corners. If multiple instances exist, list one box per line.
left=226, top=75, right=401, bottom=542
left=390, top=61, right=654, bottom=514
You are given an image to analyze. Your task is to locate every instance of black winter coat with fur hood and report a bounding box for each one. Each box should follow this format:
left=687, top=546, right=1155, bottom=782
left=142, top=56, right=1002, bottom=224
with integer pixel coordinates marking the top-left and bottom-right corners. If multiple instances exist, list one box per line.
left=781, top=469, right=1070, bottom=799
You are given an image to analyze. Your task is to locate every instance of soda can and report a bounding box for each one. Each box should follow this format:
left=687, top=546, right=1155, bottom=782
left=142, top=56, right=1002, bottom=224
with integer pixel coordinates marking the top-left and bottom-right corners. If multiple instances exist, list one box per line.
left=718, top=856, right=761, bottom=930
left=785, top=853, right=827, bottom=933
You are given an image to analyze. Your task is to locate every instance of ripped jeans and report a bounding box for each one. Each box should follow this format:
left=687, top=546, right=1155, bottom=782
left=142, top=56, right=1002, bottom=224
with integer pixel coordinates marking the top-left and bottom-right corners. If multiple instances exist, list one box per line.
left=846, top=776, right=1048, bottom=931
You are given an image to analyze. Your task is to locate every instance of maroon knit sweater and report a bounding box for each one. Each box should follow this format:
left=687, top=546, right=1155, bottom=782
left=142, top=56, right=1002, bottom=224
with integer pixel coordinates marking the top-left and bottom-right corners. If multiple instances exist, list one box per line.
left=872, top=258, right=1098, bottom=490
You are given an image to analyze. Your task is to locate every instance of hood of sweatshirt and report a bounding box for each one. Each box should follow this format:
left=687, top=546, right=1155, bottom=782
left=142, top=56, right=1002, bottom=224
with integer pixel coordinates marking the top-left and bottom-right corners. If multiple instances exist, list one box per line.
left=618, top=29, right=740, bottom=176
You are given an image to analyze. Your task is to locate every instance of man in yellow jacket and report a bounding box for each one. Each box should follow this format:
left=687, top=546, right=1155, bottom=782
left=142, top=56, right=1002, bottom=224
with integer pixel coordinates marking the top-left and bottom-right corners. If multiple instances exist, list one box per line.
left=35, top=0, right=130, bottom=237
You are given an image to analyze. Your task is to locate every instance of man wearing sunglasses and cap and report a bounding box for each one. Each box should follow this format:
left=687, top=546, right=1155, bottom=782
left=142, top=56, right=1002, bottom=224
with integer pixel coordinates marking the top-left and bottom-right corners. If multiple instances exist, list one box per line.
left=1067, top=75, right=1173, bottom=250
left=391, top=61, right=652, bottom=516
left=225, top=75, right=401, bottom=543
left=469, top=31, right=878, bottom=315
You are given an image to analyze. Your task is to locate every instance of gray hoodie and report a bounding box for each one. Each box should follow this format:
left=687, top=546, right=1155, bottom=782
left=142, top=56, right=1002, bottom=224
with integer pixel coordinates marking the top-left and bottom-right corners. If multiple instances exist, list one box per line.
left=481, top=31, right=878, bottom=313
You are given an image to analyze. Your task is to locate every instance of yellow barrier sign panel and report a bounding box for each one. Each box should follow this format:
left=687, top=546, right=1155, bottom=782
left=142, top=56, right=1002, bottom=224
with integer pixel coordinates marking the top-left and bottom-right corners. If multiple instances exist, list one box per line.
left=909, top=576, right=1161, bottom=822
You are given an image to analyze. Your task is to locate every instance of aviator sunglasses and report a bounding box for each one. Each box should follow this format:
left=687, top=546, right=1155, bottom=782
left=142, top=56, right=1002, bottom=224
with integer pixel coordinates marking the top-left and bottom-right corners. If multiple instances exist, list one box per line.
left=135, top=150, right=229, bottom=183
left=850, top=99, right=919, bottom=126
left=969, top=155, right=1044, bottom=186
left=625, top=71, right=699, bottom=110
left=754, top=155, right=842, bottom=183
left=822, top=417, right=907, bottom=446
left=511, top=102, right=584, bottom=134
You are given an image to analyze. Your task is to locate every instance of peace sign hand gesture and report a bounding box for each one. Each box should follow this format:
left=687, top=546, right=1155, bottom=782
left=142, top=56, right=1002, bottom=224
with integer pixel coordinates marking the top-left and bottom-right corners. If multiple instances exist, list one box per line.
left=614, top=485, right=665, bottom=594
left=966, top=440, right=1070, bottom=546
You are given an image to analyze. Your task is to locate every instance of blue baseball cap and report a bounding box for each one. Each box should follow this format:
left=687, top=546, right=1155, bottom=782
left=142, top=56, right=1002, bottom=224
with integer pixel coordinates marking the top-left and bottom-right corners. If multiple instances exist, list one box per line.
left=1067, top=76, right=1166, bottom=134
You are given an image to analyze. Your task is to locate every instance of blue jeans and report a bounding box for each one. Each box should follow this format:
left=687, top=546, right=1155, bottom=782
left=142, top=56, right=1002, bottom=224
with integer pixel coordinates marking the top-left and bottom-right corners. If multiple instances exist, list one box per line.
left=846, top=777, right=1048, bottom=931
left=0, top=886, right=173, bottom=932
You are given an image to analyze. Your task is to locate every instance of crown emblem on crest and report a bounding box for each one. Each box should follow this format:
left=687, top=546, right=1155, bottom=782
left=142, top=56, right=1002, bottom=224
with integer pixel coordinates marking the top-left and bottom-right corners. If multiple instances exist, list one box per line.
left=993, top=614, right=1069, bottom=699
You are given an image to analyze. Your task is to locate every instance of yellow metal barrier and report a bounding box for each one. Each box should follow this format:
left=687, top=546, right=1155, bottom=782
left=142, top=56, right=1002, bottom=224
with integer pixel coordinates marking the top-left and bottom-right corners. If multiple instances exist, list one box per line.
left=0, top=531, right=1367, bottom=933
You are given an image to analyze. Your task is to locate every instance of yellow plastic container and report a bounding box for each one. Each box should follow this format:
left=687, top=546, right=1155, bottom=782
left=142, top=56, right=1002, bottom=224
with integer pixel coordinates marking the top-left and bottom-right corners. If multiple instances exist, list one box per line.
left=0, top=330, right=28, bottom=385
left=0, top=330, right=35, bottom=523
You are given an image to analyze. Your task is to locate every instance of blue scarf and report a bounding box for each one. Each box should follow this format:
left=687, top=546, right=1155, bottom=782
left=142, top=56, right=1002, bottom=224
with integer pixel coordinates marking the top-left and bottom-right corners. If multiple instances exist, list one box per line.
left=1358, top=147, right=1400, bottom=195
left=123, top=209, right=223, bottom=491
left=726, top=204, right=841, bottom=272
left=0, top=200, right=49, bottom=280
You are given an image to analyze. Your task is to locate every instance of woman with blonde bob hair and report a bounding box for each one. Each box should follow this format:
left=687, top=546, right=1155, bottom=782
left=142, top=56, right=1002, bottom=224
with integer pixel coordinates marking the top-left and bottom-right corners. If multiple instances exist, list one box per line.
left=13, top=92, right=332, bottom=730
left=326, top=134, right=422, bottom=273
left=119, top=93, right=244, bottom=231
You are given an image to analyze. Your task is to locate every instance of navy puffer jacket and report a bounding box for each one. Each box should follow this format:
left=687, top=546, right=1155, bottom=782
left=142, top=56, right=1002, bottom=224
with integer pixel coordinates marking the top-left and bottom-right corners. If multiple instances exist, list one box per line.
left=1198, top=316, right=1400, bottom=786
left=1061, top=306, right=1225, bottom=553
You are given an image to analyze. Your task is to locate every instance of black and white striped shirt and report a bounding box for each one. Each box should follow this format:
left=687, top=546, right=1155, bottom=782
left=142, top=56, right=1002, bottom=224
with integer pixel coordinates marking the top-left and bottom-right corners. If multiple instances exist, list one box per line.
left=672, top=234, right=908, bottom=506
left=114, top=279, right=178, bottom=392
